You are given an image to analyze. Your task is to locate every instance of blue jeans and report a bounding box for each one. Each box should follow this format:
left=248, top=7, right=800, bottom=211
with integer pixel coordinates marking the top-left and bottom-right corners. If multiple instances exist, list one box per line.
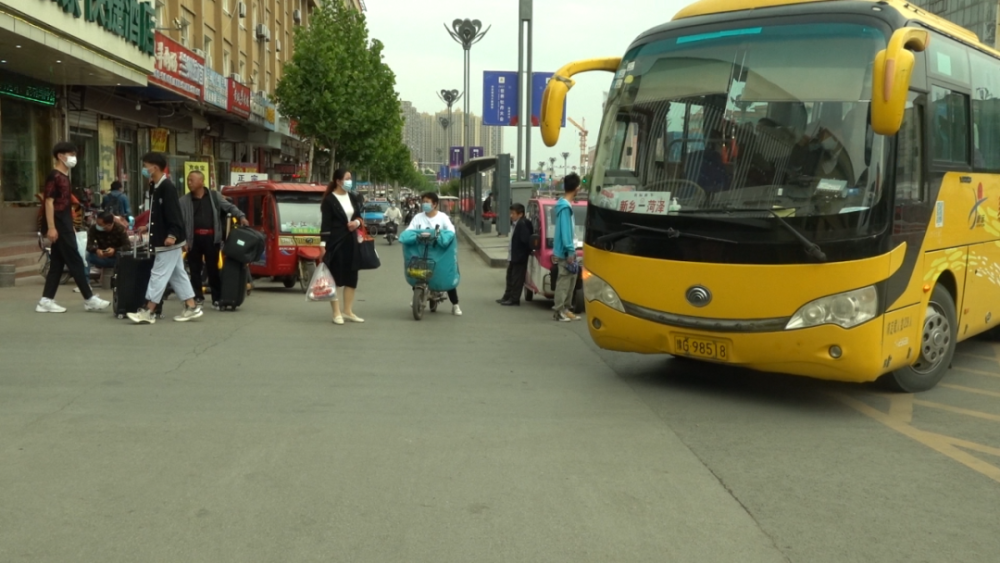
left=87, top=253, right=117, bottom=269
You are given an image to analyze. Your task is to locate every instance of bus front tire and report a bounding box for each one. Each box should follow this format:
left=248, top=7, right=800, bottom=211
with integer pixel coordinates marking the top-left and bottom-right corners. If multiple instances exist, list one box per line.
left=880, top=285, right=956, bottom=393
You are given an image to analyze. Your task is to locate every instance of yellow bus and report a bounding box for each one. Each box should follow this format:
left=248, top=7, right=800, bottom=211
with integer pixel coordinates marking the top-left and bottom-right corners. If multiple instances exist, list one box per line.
left=540, top=0, right=1000, bottom=391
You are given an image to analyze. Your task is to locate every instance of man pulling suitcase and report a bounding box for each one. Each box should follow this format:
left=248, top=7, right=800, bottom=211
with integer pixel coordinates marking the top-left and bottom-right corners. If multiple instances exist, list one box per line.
left=126, top=152, right=204, bottom=324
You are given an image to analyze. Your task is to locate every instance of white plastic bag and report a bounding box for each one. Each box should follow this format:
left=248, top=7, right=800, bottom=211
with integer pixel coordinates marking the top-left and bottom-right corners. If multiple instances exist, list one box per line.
left=306, top=263, right=338, bottom=302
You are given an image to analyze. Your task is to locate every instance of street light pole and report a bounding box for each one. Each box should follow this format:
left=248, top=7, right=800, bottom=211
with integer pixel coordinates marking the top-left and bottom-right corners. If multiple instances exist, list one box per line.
left=561, top=152, right=570, bottom=177
left=446, top=19, right=490, bottom=164
left=437, top=89, right=462, bottom=161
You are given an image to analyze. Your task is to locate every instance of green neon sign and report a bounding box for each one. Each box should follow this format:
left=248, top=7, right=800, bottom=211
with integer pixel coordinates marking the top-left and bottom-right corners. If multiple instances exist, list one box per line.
left=49, top=0, right=156, bottom=55
left=0, top=74, right=57, bottom=106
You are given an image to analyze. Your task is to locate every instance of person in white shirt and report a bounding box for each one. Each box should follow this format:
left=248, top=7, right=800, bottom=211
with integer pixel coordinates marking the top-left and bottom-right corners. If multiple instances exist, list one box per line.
left=384, top=203, right=403, bottom=225
left=404, top=192, right=462, bottom=315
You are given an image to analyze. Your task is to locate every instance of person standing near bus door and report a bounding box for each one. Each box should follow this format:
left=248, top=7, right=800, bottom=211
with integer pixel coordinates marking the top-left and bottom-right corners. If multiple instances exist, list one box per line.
left=36, top=141, right=110, bottom=314
left=552, top=173, right=581, bottom=322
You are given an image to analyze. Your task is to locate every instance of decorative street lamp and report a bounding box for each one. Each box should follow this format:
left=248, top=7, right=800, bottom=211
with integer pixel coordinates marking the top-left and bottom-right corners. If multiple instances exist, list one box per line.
left=445, top=18, right=490, bottom=163
left=437, top=89, right=462, bottom=158
left=561, top=152, right=570, bottom=177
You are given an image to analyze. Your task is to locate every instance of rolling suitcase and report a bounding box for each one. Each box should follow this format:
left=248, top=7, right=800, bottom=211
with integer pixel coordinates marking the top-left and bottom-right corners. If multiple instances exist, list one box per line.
left=112, top=251, right=155, bottom=319
left=216, top=259, right=248, bottom=311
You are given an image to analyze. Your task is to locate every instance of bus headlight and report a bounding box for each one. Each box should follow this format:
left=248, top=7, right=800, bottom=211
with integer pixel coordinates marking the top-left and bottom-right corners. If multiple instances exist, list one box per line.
left=582, top=269, right=624, bottom=313
left=785, top=286, right=878, bottom=330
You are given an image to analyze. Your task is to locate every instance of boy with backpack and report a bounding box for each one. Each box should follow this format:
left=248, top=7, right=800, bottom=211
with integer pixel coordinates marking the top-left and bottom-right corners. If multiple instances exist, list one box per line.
left=101, top=181, right=131, bottom=217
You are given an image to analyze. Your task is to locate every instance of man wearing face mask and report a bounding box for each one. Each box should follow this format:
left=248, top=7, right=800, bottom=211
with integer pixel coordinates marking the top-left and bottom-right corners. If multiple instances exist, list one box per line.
left=403, top=192, right=462, bottom=316
left=86, top=211, right=131, bottom=270
left=127, top=152, right=203, bottom=324
left=36, top=142, right=111, bottom=313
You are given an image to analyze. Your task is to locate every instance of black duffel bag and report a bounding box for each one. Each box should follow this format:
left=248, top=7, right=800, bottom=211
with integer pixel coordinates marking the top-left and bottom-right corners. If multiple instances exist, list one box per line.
left=223, top=227, right=266, bottom=264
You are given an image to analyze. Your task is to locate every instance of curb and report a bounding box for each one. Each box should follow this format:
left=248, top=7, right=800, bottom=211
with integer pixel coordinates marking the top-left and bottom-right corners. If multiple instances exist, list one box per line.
left=457, top=224, right=507, bottom=269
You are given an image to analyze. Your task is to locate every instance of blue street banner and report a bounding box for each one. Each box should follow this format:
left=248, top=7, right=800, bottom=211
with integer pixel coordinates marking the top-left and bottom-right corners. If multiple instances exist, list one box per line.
left=470, top=146, right=485, bottom=159
left=482, top=71, right=519, bottom=126
left=529, top=172, right=547, bottom=184
left=531, top=72, right=566, bottom=128
left=438, top=165, right=448, bottom=181
left=449, top=146, right=464, bottom=168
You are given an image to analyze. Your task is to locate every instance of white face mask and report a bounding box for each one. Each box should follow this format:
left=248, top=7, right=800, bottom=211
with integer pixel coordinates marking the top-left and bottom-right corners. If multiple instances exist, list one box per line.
left=64, top=155, right=78, bottom=169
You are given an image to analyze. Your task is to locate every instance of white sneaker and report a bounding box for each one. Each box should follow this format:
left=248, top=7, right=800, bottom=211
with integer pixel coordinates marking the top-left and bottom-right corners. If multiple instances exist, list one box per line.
left=127, top=308, right=156, bottom=324
left=452, top=304, right=463, bottom=316
left=84, top=295, right=110, bottom=311
left=174, top=306, right=204, bottom=322
left=36, top=299, right=67, bottom=313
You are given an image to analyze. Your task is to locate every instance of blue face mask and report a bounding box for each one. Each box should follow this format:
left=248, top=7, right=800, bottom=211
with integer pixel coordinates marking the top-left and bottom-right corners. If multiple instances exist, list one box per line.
left=344, top=180, right=354, bottom=191
left=422, top=202, right=433, bottom=213
left=141, top=168, right=151, bottom=179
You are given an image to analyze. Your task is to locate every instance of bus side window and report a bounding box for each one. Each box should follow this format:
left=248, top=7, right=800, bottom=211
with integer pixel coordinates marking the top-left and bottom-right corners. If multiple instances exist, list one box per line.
left=896, top=95, right=925, bottom=203
left=930, top=86, right=970, bottom=165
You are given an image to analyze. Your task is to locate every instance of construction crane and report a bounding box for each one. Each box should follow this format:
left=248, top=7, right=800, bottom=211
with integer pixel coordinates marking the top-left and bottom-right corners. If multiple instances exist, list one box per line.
left=567, top=117, right=589, bottom=174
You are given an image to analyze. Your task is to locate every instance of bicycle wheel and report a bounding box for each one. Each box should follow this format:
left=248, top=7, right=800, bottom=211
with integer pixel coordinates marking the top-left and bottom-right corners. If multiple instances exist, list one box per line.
left=412, top=287, right=424, bottom=320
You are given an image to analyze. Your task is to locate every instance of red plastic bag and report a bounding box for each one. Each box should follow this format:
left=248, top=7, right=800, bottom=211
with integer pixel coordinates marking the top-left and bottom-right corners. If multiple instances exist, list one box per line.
left=306, top=263, right=338, bottom=302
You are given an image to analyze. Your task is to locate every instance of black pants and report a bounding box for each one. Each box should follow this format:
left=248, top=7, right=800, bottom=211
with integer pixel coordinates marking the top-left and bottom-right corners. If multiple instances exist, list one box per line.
left=448, top=289, right=459, bottom=304
left=43, top=226, right=92, bottom=300
left=502, top=261, right=528, bottom=303
left=187, top=234, right=221, bottom=301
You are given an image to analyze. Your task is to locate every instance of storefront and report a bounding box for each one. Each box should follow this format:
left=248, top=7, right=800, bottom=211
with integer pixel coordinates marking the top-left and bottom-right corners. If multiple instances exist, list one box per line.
left=0, top=72, right=58, bottom=207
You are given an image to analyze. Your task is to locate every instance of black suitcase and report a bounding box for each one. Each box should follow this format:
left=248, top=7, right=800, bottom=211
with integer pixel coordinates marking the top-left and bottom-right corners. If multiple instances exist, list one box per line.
left=112, top=251, right=154, bottom=319
left=222, top=227, right=265, bottom=264
left=217, top=259, right=248, bottom=310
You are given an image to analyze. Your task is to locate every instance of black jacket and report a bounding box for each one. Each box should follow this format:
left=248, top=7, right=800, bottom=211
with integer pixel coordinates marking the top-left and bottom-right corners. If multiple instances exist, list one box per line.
left=510, top=217, right=534, bottom=263
left=321, top=191, right=363, bottom=266
left=149, top=176, right=186, bottom=248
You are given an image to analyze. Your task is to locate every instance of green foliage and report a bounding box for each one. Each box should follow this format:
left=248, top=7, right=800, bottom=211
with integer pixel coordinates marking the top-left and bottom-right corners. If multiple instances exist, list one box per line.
left=274, top=2, right=403, bottom=174
left=440, top=179, right=460, bottom=197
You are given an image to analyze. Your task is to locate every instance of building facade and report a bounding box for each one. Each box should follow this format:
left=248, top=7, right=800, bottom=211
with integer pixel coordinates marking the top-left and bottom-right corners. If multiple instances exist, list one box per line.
left=0, top=0, right=357, bottom=234
left=400, top=100, right=503, bottom=169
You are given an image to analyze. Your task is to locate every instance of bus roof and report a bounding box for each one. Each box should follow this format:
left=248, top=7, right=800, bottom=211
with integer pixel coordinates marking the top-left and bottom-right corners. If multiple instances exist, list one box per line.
left=671, top=0, right=985, bottom=52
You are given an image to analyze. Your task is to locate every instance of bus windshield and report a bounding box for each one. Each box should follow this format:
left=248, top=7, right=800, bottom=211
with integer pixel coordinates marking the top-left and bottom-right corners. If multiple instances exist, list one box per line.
left=593, top=20, right=889, bottom=226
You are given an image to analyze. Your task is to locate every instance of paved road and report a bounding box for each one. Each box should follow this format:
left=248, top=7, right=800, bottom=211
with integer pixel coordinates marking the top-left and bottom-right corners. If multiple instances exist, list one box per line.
left=1, top=240, right=998, bottom=562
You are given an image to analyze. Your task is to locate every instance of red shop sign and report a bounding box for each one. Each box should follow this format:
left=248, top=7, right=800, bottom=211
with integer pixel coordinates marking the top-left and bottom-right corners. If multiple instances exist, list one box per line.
left=228, top=78, right=251, bottom=119
left=150, top=32, right=204, bottom=101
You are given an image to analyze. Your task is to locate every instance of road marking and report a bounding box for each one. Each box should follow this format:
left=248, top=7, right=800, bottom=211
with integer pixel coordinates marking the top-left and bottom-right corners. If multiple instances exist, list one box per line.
left=940, top=383, right=1000, bottom=399
left=956, top=352, right=999, bottom=361
left=912, top=399, right=1000, bottom=422
left=887, top=393, right=914, bottom=423
left=834, top=393, right=1000, bottom=484
left=952, top=366, right=1000, bottom=379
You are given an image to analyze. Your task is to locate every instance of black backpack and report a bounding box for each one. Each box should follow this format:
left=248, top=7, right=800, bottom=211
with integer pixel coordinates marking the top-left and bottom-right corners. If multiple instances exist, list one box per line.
left=102, top=192, right=125, bottom=215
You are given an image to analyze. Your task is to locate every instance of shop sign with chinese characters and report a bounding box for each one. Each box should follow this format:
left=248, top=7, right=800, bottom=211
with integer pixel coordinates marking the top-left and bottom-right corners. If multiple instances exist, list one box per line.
left=203, top=67, right=228, bottom=110
left=230, top=172, right=267, bottom=185
left=150, top=32, right=204, bottom=100
left=48, top=0, right=156, bottom=55
left=227, top=78, right=251, bottom=119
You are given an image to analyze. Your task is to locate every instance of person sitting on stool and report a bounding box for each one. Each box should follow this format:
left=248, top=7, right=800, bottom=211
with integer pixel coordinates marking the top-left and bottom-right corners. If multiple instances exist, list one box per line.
left=86, top=211, right=131, bottom=270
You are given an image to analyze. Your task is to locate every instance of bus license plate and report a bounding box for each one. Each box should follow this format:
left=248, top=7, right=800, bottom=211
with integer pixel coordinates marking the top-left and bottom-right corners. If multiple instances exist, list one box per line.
left=672, top=334, right=730, bottom=361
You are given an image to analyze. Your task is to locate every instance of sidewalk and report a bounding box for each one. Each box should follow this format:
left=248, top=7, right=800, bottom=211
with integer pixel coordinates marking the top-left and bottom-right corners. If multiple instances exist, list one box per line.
left=457, top=222, right=508, bottom=268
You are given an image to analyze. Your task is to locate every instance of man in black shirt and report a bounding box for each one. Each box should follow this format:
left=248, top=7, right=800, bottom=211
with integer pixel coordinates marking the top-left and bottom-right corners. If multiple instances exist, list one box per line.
left=179, top=170, right=248, bottom=307
left=36, top=141, right=110, bottom=313
left=127, top=152, right=203, bottom=324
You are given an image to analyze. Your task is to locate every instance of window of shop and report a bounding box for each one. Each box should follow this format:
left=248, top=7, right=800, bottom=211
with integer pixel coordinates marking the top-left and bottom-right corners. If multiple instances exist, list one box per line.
left=1, top=98, right=53, bottom=204
left=204, top=33, right=214, bottom=68
left=223, top=49, right=231, bottom=74
left=116, top=127, right=139, bottom=203
left=69, top=126, right=99, bottom=199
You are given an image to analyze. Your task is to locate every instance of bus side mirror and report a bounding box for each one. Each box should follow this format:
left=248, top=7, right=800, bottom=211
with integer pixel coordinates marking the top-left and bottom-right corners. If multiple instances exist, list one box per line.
left=871, top=28, right=929, bottom=136
left=541, top=57, right=623, bottom=147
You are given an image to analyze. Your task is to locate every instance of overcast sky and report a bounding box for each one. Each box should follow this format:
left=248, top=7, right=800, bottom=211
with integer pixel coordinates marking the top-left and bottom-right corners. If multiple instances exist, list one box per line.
left=366, top=0, right=688, bottom=173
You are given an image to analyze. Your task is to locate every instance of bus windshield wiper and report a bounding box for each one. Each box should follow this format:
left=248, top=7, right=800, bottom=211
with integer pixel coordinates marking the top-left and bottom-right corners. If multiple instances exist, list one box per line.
left=595, top=222, right=738, bottom=246
left=672, top=207, right=826, bottom=261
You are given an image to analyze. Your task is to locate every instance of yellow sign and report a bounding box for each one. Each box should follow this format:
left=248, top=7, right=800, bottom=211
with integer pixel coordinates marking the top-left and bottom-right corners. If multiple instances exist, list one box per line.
left=183, top=162, right=210, bottom=194
left=98, top=120, right=116, bottom=190
left=151, top=128, right=169, bottom=153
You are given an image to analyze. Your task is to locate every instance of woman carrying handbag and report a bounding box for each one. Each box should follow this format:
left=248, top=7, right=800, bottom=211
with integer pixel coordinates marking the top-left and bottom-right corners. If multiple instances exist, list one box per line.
left=320, top=169, right=365, bottom=325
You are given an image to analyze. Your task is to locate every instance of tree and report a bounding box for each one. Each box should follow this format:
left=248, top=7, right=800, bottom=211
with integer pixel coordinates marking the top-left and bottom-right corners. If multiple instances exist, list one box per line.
left=274, top=1, right=403, bottom=180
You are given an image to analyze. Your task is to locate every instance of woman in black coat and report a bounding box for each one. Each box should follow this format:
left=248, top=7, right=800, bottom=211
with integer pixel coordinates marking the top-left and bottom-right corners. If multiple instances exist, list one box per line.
left=321, top=169, right=364, bottom=325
